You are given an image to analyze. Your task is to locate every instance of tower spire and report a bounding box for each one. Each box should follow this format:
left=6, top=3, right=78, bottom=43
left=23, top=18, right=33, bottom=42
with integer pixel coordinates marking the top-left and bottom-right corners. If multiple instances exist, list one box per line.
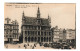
left=22, top=11, right=25, bottom=20
left=37, top=6, right=40, bottom=18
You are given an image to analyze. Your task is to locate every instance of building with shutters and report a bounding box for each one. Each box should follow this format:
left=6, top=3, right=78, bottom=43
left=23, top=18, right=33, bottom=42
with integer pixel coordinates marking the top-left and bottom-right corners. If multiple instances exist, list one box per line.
left=66, top=29, right=75, bottom=43
left=4, top=18, right=19, bottom=43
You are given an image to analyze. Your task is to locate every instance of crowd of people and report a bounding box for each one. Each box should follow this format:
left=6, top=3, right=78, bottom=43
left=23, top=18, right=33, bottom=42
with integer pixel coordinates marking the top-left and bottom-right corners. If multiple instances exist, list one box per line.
left=4, top=41, right=76, bottom=49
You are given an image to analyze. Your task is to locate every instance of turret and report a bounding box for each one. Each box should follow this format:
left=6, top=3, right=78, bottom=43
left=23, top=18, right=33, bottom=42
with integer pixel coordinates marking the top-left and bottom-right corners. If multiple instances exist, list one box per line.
left=48, top=14, right=51, bottom=23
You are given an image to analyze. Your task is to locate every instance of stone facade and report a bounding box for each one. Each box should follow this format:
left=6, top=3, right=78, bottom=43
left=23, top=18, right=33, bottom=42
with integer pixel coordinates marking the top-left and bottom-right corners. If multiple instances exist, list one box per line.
left=52, top=26, right=75, bottom=43
left=4, top=18, right=19, bottom=43
left=53, top=26, right=60, bottom=42
left=66, top=29, right=75, bottom=42
left=21, top=7, right=53, bottom=43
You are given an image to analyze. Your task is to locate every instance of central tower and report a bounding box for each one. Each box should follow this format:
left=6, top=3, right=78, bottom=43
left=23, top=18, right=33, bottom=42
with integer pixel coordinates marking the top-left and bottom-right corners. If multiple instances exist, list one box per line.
left=37, top=7, right=41, bottom=25
left=37, top=7, right=40, bottom=18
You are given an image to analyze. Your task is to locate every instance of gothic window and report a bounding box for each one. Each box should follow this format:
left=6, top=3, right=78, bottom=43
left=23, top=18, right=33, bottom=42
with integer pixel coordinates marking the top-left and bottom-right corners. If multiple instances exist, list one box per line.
left=29, top=26, right=30, bottom=29
left=28, top=31, right=29, bottom=35
left=16, top=26, right=17, bottom=29
left=47, top=32, right=48, bottom=35
left=13, top=26, right=14, bottom=29
left=16, top=35, right=18, bottom=38
left=31, top=26, right=32, bottom=29
left=41, top=37, right=43, bottom=42
left=15, top=30, right=16, bottom=33
left=26, top=26, right=28, bottom=29
left=49, top=37, right=51, bottom=41
left=35, top=37, right=37, bottom=42
left=38, top=37, right=40, bottom=42
left=30, top=26, right=32, bottom=29
left=49, top=32, right=51, bottom=35
left=28, top=37, right=30, bottom=42
left=15, top=35, right=16, bottom=38
left=38, top=31, right=40, bottom=35
left=35, top=31, right=37, bottom=35
left=10, top=35, right=11, bottom=38
left=13, top=35, right=15, bottom=38
left=47, top=37, right=48, bottom=42
left=38, top=26, right=40, bottom=30
left=32, top=31, right=34, bottom=34
left=31, top=37, right=33, bottom=42
left=30, top=31, right=31, bottom=35
left=38, top=20, right=40, bottom=24
left=44, top=32, right=46, bottom=35
left=44, top=37, right=46, bottom=42
left=35, top=26, right=37, bottom=30
left=25, top=31, right=27, bottom=34
left=33, top=26, right=34, bottom=29
left=41, top=32, right=43, bottom=36
left=17, top=30, right=18, bottom=33
left=33, top=26, right=35, bottom=30
left=14, top=26, right=15, bottom=29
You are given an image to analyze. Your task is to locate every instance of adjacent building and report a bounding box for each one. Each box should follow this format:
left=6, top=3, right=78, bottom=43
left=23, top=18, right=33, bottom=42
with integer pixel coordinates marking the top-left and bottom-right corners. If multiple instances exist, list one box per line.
left=59, top=28, right=64, bottom=42
left=66, top=29, right=76, bottom=43
left=52, top=26, right=75, bottom=43
left=21, top=7, right=53, bottom=43
left=53, top=26, right=60, bottom=42
left=4, top=18, right=19, bottom=43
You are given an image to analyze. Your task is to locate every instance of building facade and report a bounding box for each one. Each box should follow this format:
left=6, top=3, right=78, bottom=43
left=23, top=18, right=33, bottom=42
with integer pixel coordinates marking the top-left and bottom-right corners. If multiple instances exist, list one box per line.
left=53, top=26, right=60, bottom=42
left=21, top=7, right=53, bottom=43
left=52, top=26, right=67, bottom=42
left=59, top=28, right=64, bottom=41
left=66, top=29, right=75, bottom=42
left=4, top=18, right=19, bottom=43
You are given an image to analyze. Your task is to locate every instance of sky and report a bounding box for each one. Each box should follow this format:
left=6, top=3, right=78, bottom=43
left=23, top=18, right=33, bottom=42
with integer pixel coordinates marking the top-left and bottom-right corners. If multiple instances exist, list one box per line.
left=4, top=3, right=76, bottom=32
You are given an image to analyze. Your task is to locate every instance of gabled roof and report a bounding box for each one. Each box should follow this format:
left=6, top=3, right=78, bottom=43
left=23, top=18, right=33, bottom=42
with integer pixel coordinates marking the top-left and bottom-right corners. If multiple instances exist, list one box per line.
left=22, top=16, right=50, bottom=26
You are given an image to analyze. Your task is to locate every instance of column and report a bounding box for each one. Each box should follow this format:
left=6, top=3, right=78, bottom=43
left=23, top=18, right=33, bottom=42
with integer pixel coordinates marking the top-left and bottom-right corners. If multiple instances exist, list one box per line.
left=40, top=37, right=41, bottom=42
left=40, top=26, right=41, bottom=42
left=37, top=26, right=38, bottom=42
left=48, top=37, right=49, bottom=42
left=37, top=31, right=38, bottom=42
left=23, top=31, right=25, bottom=43
left=43, top=37, right=44, bottom=42
left=26, top=37, right=28, bottom=42
left=30, top=37, right=31, bottom=42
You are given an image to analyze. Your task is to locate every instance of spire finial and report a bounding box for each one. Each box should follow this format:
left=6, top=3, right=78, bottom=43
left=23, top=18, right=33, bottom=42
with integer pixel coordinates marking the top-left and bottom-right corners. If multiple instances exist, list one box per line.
left=37, top=6, right=40, bottom=13
left=48, top=14, right=51, bottom=23
left=37, top=6, right=40, bottom=18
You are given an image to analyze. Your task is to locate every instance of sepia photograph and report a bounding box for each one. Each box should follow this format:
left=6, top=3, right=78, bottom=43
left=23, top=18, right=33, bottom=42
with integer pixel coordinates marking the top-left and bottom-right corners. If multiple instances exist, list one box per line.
left=4, top=3, right=76, bottom=49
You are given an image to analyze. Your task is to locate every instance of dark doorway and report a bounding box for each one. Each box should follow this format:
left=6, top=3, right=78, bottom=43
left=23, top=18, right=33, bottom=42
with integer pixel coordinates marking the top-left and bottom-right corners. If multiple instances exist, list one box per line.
left=8, top=38, right=12, bottom=43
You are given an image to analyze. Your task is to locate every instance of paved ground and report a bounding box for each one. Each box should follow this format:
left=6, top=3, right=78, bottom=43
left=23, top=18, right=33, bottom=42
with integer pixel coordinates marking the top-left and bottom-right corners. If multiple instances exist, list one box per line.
left=4, top=43, right=53, bottom=49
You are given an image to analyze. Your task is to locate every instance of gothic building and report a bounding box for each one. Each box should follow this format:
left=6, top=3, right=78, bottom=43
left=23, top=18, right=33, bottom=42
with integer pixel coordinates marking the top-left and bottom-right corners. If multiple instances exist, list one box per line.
left=4, top=18, right=19, bottom=43
left=21, top=7, right=53, bottom=43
